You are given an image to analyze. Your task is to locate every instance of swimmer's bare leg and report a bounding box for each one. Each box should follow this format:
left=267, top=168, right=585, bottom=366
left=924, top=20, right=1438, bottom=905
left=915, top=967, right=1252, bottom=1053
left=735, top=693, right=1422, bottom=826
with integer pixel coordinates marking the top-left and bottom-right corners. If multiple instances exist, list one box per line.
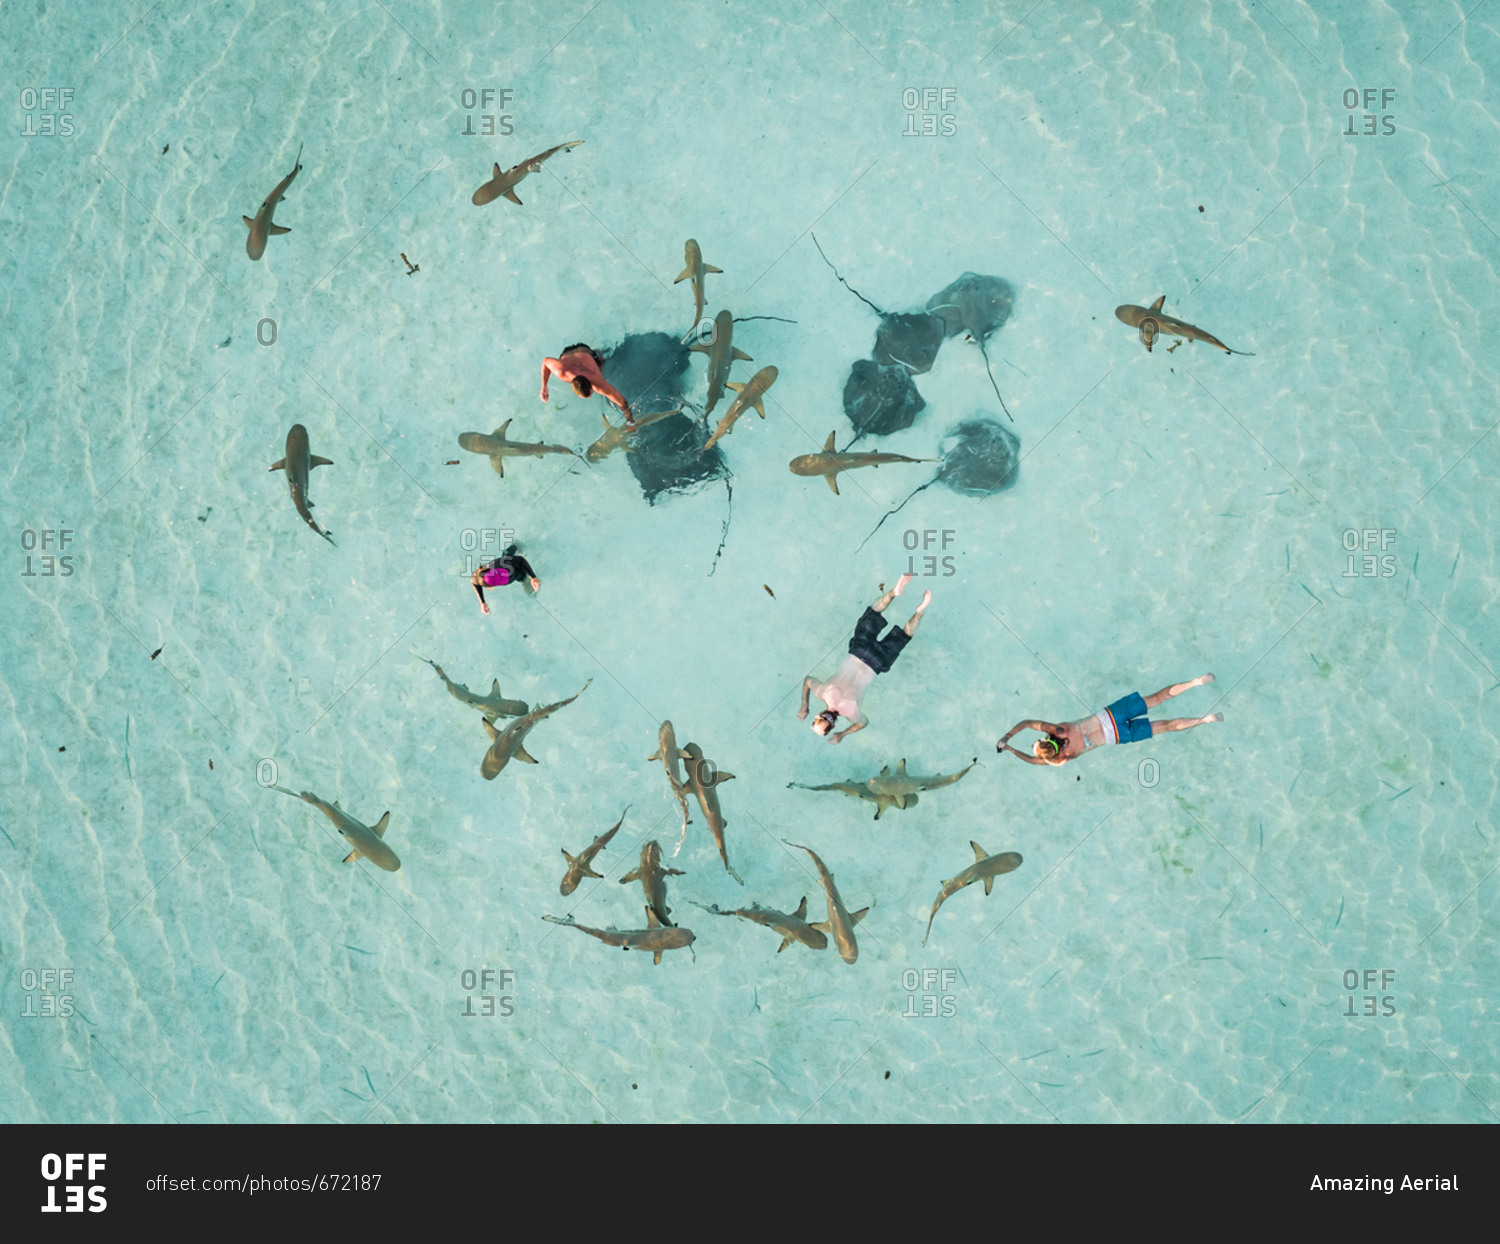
left=872, top=573, right=915, bottom=613
left=1143, top=673, right=1214, bottom=709
left=903, top=590, right=933, bottom=636
left=1151, top=713, right=1222, bottom=735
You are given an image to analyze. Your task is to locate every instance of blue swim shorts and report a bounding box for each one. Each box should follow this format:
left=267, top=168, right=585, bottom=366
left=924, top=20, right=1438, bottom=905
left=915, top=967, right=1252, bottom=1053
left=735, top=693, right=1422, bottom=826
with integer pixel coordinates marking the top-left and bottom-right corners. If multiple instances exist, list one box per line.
left=1104, top=692, right=1153, bottom=745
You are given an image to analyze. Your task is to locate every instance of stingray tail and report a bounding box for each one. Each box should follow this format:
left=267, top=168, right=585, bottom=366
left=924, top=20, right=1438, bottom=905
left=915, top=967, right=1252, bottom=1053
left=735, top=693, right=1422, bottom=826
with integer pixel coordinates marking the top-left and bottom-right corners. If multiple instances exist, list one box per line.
left=855, top=480, right=935, bottom=553
left=709, top=478, right=732, bottom=576
left=811, top=234, right=884, bottom=316
left=978, top=341, right=1014, bottom=422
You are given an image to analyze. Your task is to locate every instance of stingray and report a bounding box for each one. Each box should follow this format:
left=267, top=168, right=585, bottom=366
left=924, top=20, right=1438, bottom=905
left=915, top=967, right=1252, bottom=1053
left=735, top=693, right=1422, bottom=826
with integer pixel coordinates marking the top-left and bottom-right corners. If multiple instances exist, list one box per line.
left=925, top=273, right=1016, bottom=421
left=843, top=358, right=927, bottom=438
left=626, top=411, right=730, bottom=503
left=602, top=331, right=691, bottom=415
left=855, top=418, right=1020, bottom=551
left=873, top=312, right=946, bottom=375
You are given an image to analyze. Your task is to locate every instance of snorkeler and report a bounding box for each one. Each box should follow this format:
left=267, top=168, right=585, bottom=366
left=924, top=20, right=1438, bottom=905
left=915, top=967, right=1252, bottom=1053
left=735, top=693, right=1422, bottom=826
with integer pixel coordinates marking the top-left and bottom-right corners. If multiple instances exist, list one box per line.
left=799, top=574, right=931, bottom=744
left=471, top=543, right=541, bottom=615
left=540, top=343, right=633, bottom=424
left=997, top=674, right=1221, bottom=765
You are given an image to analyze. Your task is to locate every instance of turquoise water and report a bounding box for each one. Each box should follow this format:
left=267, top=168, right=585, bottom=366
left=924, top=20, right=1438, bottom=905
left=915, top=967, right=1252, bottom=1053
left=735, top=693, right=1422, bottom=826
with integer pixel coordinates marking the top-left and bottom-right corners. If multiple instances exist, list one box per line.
left=2, top=1, right=1496, bottom=1123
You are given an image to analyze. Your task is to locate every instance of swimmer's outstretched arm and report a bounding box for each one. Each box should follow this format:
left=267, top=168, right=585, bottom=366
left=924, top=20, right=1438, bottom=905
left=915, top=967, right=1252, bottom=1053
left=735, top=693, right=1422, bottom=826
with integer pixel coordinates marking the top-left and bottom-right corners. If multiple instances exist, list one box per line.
left=592, top=377, right=632, bottom=420
left=470, top=570, right=491, bottom=616
left=540, top=357, right=562, bottom=400
left=998, top=719, right=1056, bottom=745
left=798, top=677, right=815, bottom=720
left=830, top=720, right=864, bottom=744
left=1002, top=745, right=1053, bottom=765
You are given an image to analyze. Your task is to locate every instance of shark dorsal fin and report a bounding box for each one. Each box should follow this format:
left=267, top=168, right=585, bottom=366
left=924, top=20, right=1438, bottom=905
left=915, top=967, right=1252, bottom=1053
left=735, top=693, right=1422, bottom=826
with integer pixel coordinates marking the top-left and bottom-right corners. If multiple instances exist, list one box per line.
left=879, top=764, right=891, bottom=776
left=1150, top=295, right=1166, bottom=312
left=373, top=812, right=390, bottom=839
left=493, top=163, right=502, bottom=177
left=898, top=758, right=908, bottom=773
left=793, top=895, right=808, bottom=919
left=496, top=419, right=512, bottom=438
left=482, top=716, right=498, bottom=740
left=645, top=906, right=662, bottom=929
left=971, top=841, right=987, bottom=861
left=490, top=679, right=502, bottom=694
left=822, top=431, right=837, bottom=452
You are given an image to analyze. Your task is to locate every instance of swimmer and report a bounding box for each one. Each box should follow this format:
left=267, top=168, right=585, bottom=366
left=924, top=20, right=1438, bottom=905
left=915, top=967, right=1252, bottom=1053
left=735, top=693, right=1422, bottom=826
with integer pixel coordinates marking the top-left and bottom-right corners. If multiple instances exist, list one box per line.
left=799, top=574, right=931, bottom=743
left=471, top=543, right=540, bottom=615
left=998, top=674, right=1221, bottom=765
left=540, top=343, right=633, bottom=424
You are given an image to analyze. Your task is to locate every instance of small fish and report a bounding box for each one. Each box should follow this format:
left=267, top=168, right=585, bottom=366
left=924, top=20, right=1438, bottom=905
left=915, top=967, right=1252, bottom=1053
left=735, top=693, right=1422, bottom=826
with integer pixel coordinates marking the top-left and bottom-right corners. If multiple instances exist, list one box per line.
left=150, top=647, right=163, bottom=660
left=401, top=252, right=419, bottom=275
left=763, top=584, right=775, bottom=599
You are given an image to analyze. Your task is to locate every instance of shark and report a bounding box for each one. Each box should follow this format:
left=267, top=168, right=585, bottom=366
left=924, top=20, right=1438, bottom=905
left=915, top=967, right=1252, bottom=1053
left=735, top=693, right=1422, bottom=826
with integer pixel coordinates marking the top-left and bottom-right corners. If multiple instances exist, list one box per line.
left=583, top=406, right=682, bottom=464
left=923, top=842, right=1023, bottom=945
left=788, top=758, right=978, bottom=820
left=244, top=143, right=302, bottom=261
left=542, top=909, right=695, bottom=966
left=680, top=741, right=742, bottom=884
left=271, top=785, right=399, bottom=871
left=789, top=431, right=934, bottom=495
left=646, top=720, right=693, bottom=835
left=458, top=420, right=576, bottom=477
left=471, top=140, right=583, bottom=206
left=785, top=842, right=868, bottom=964
left=703, top=365, right=778, bottom=451
left=1115, top=295, right=1254, bottom=355
left=691, top=896, right=828, bottom=954
left=269, top=423, right=335, bottom=545
left=675, top=238, right=722, bottom=336
left=560, top=806, right=628, bottom=896
left=480, top=679, right=591, bottom=779
left=689, top=310, right=752, bottom=417
left=419, top=657, right=528, bottom=718
left=619, top=839, right=684, bottom=927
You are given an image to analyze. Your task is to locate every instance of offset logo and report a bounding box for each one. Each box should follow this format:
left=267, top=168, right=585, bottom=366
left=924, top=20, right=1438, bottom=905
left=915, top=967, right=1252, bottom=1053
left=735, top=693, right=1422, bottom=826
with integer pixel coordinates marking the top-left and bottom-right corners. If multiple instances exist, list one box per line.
left=41, top=1153, right=106, bottom=1212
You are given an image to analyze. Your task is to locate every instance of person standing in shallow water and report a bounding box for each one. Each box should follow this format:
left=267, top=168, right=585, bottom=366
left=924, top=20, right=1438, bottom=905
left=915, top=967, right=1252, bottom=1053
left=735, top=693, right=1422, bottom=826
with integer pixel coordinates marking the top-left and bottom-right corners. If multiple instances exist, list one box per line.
left=997, top=673, right=1221, bottom=765
left=799, top=574, right=932, bottom=743
left=540, top=343, right=633, bottom=424
left=471, top=543, right=540, bottom=615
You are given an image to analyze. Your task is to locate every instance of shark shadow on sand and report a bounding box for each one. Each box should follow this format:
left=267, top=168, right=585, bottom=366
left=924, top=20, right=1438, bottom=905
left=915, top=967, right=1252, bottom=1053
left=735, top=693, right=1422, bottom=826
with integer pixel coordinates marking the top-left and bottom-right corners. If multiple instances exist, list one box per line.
left=856, top=419, right=1019, bottom=550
